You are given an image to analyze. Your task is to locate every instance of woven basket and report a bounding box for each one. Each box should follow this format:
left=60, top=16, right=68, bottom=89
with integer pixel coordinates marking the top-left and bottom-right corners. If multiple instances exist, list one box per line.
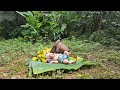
left=50, top=39, right=70, bottom=53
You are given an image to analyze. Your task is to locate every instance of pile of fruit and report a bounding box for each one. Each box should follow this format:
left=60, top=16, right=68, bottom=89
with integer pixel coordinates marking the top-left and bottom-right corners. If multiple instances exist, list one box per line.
left=32, top=47, right=51, bottom=63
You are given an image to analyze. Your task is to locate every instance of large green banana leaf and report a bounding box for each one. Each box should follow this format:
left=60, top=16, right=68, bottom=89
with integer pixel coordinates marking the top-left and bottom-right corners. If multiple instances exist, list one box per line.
left=28, top=59, right=94, bottom=77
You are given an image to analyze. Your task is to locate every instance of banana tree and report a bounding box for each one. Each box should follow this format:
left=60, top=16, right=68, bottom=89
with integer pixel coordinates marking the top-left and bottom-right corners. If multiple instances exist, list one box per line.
left=41, top=11, right=67, bottom=41
left=16, top=11, right=42, bottom=44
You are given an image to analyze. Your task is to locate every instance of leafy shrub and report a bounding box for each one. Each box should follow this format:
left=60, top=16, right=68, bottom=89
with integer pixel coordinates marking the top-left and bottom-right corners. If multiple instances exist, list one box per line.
left=16, top=11, right=67, bottom=43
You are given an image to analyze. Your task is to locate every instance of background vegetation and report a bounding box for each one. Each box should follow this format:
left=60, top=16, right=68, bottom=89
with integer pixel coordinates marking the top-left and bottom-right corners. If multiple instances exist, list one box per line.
left=0, top=11, right=120, bottom=47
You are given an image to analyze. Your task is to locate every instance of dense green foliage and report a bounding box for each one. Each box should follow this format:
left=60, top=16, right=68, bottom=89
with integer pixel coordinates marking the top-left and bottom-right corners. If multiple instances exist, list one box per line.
left=16, top=11, right=67, bottom=43
left=0, top=11, right=120, bottom=46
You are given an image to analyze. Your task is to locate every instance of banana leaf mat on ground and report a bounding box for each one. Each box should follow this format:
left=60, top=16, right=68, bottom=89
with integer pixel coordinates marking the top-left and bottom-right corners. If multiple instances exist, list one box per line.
left=28, top=58, right=94, bottom=77
left=28, top=47, right=94, bottom=77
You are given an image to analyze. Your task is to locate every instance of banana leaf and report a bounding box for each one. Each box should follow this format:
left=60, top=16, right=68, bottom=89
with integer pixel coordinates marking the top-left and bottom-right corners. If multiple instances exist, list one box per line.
left=28, top=59, right=94, bottom=77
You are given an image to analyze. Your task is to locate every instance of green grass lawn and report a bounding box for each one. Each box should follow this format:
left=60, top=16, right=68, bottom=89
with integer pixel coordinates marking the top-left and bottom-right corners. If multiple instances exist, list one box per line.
left=0, top=38, right=120, bottom=79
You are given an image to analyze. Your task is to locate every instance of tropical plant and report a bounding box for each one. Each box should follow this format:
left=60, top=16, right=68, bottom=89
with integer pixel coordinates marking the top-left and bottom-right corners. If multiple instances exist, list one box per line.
left=16, top=11, right=67, bottom=42
left=16, top=11, right=43, bottom=44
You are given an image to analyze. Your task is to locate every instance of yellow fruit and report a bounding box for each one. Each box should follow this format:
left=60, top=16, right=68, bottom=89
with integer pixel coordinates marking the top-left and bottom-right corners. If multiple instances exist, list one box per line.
left=37, top=55, right=41, bottom=58
left=46, top=48, right=51, bottom=53
left=32, top=47, right=51, bottom=63
left=42, top=50, right=47, bottom=55
left=32, top=57, right=38, bottom=60
left=44, top=47, right=48, bottom=50
left=42, top=50, right=46, bottom=53
left=40, top=54, right=46, bottom=58
left=77, top=56, right=83, bottom=60
left=37, top=51, right=41, bottom=55
left=77, top=56, right=80, bottom=59
left=41, top=58, right=47, bottom=63
left=40, top=50, right=44, bottom=54
left=70, top=57, right=76, bottom=61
